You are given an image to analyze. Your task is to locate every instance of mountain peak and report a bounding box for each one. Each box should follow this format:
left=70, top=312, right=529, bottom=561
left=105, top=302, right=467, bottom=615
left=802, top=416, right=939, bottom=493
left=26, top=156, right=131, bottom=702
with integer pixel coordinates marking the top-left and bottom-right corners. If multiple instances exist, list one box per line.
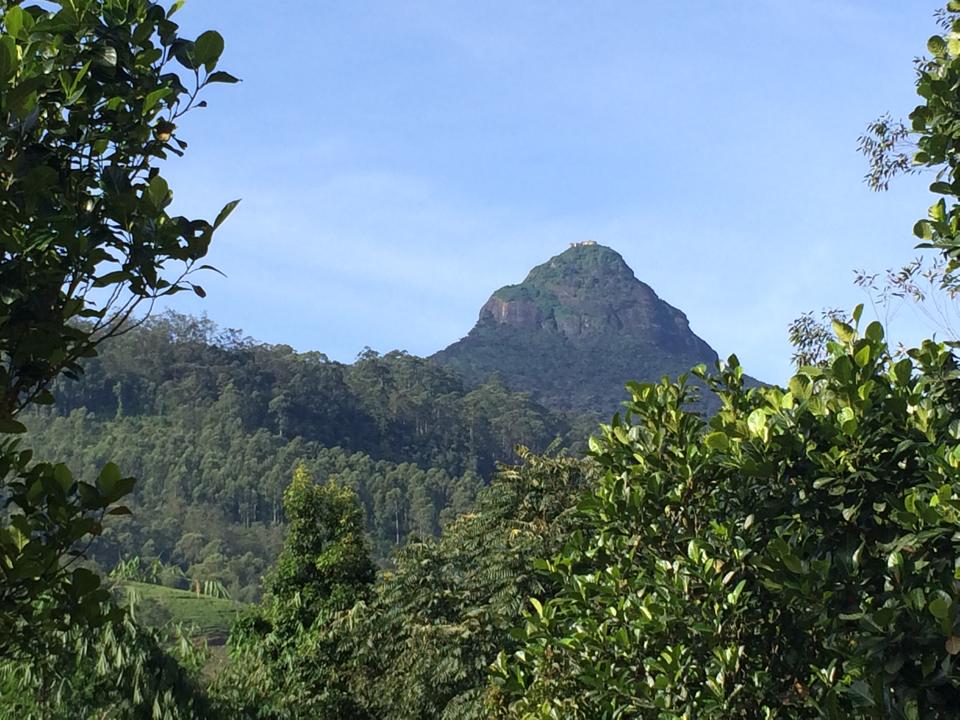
left=481, top=244, right=691, bottom=345
left=433, top=244, right=722, bottom=415
left=502, top=242, right=635, bottom=294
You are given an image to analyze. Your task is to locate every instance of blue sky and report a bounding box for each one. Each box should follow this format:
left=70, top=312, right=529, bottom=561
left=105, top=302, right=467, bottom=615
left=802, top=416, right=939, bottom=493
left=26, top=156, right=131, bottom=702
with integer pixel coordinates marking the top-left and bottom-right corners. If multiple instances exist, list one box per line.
left=159, top=0, right=943, bottom=384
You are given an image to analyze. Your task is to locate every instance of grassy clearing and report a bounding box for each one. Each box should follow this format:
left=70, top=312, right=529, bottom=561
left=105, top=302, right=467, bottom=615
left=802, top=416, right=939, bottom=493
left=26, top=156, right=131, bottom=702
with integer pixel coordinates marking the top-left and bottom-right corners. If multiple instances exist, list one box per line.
left=117, top=581, right=245, bottom=644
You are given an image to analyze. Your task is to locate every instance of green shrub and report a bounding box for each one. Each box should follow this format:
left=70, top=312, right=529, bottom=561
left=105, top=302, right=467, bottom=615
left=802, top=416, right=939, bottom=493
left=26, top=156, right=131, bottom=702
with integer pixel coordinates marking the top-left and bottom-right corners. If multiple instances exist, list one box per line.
left=492, top=312, right=960, bottom=719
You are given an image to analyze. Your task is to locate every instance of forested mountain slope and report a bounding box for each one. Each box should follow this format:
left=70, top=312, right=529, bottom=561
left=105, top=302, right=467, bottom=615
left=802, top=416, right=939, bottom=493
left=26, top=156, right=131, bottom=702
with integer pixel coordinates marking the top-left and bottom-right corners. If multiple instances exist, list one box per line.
left=46, top=313, right=569, bottom=475
left=25, top=314, right=578, bottom=599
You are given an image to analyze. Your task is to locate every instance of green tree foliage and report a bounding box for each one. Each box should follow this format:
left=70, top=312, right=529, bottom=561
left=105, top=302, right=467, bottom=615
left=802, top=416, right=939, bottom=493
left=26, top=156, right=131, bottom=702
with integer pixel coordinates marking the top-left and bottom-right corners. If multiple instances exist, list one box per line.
left=215, top=464, right=376, bottom=719
left=0, top=454, right=132, bottom=657
left=209, top=451, right=591, bottom=720
left=0, top=0, right=237, bottom=421
left=267, top=465, right=376, bottom=618
left=859, top=3, right=960, bottom=274
left=0, top=0, right=234, bottom=660
left=348, top=450, right=591, bottom=720
left=787, top=308, right=848, bottom=368
left=907, top=4, right=960, bottom=271
left=491, top=316, right=960, bottom=719
left=796, top=7, right=960, bottom=363
left=0, top=610, right=211, bottom=719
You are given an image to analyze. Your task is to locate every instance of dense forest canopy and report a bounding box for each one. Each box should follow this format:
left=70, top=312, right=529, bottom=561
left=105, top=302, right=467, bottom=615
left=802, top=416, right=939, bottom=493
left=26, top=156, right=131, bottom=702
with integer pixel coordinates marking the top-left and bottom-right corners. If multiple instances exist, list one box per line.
left=22, top=312, right=585, bottom=599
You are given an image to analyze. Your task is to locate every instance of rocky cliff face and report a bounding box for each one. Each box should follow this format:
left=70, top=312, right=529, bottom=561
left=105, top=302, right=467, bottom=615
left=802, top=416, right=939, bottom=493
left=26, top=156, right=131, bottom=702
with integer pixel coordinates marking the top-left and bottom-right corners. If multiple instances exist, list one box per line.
left=432, top=243, right=724, bottom=416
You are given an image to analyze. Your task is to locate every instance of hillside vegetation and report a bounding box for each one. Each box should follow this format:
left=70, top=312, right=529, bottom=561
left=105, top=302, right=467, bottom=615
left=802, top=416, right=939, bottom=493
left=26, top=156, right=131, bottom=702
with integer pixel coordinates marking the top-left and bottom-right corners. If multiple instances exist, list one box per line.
left=24, top=313, right=583, bottom=599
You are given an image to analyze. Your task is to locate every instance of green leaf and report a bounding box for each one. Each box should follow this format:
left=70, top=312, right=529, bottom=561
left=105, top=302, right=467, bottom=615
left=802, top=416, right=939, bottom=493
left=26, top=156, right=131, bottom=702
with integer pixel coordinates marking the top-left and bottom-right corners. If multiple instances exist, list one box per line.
left=928, top=35, right=947, bottom=56
left=214, top=198, right=241, bottom=228
left=782, top=553, right=803, bottom=574
left=0, top=35, right=18, bottom=83
left=746, top=409, right=766, bottom=437
left=143, top=87, right=171, bottom=115
left=97, top=46, right=118, bottom=68
left=929, top=593, right=952, bottom=620
left=726, top=579, right=747, bottom=605
left=53, top=464, right=73, bottom=492
left=147, top=175, right=170, bottom=207
left=26, top=478, right=43, bottom=504
left=704, top=432, right=729, bottom=451
left=864, top=321, right=884, bottom=343
left=113, top=476, right=136, bottom=499
left=845, top=680, right=876, bottom=707
left=893, top=358, right=913, bottom=385
left=71, top=567, right=101, bottom=596
left=194, top=30, right=224, bottom=71
left=172, top=40, right=197, bottom=69
left=831, top=319, right=856, bottom=344
left=77, top=483, right=100, bottom=508
left=206, top=70, right=241, bottom=84
left=930, top=198, right=947, bottom=222
left=93, top=270, right=132, bottom=288
left=838, top=406, right=857, bottom=434
left=97, top=462, right=121, bottom=495
left=852, top=303, right=864, bottom=325
left=852, top=541, right=865, bottom=569
left=0, top=417, right=27, bottom=434
left=5, top=6, right=24, bottom=37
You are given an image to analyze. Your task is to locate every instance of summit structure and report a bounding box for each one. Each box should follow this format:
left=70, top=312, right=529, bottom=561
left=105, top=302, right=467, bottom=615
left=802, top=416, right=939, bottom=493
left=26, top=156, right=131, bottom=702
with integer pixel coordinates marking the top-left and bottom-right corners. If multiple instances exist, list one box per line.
left=432, top=243, right=722, bottom=415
